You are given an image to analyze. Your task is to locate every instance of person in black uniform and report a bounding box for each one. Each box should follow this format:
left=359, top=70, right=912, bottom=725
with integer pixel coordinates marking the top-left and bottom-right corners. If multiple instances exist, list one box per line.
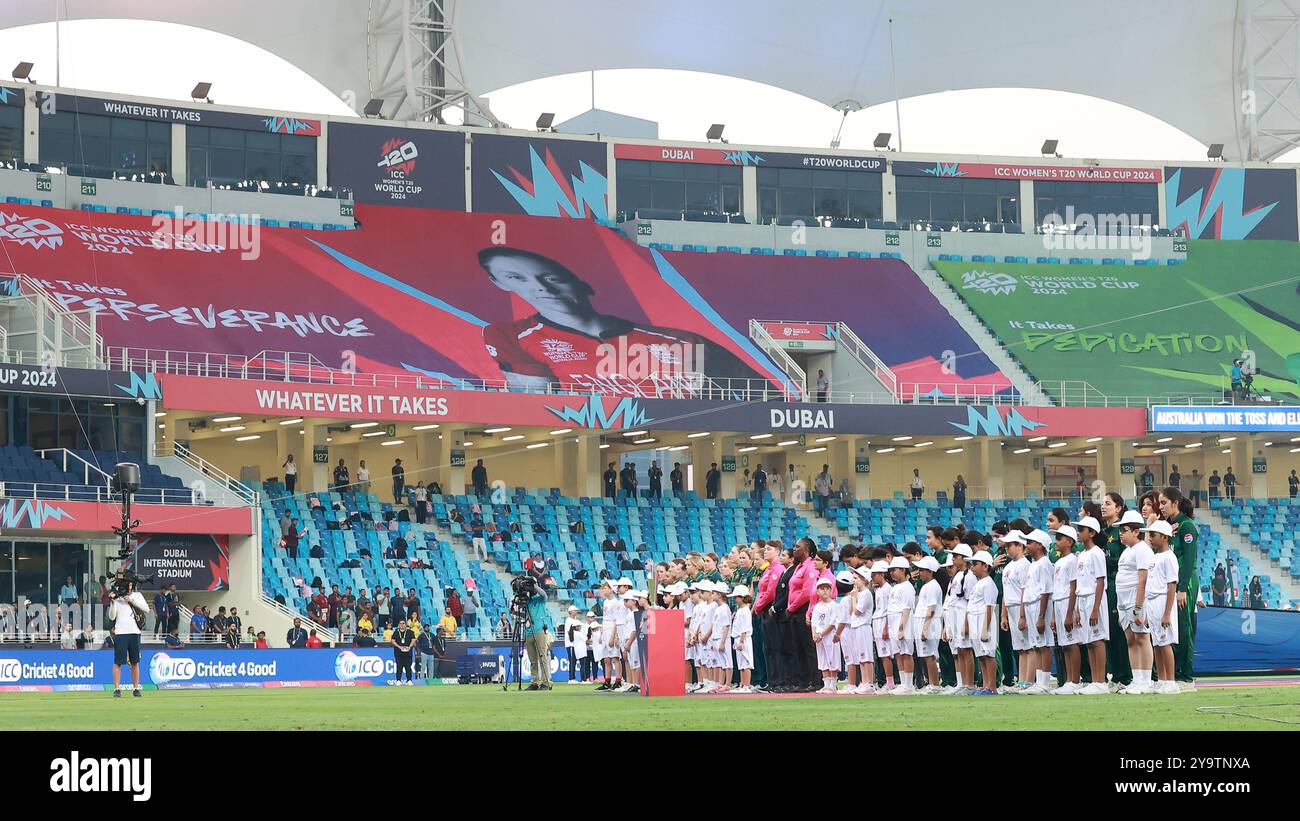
left=670, top=462, right=684, bottom=498
left=471, top=459, right=489, bottom=498
left=391, top=619, right=416, bottom=684
left=706, top=463, right=721, bottom=500
left=619, top=462, right=637, bottom=500
left=648, top=461, right=663, bottom=501
left=603, top=462, right=617, bottom=499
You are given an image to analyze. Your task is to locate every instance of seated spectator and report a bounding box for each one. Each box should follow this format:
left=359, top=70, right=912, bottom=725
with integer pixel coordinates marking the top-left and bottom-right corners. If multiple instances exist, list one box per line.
left=254, top=631, right=269, bottom=649
left=60, top=622, right=76, bottom=650
left=495, top=613, right=513, bottom=638
left=449, top=509, right=464, bottom=525
left=382, top=625, right=394, bottom=643
left=358, top=612, right=374, bottom=634
left=429, top=481, right=443, bottom=496
left=164, top=627, right=184, bottom=649
left=394, top=537, right=408, bottom=559
left=408, top=613, right=423, bottom=635
left=309, top=543, right=326, bottom=558
left=306, top=629, right=323, bottom=648
left=354, top=627, right=377, bottom=647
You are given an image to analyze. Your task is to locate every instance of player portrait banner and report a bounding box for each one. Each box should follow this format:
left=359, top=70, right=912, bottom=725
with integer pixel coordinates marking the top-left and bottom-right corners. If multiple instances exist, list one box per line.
left=47, top=92, right=321, bottom=135
left=327, top=122, right=466, bottom=210
left=0, top=202, right=1008, bottom=399
left=126, top=533, right=230, bottom=591
left=470, top=133, right=608, bottom=219
left=1164, top=166, right=1299, bottom=240
left=892, top=160, right=1160, bottom=183
left=935, top=243, right=1300, bottom=404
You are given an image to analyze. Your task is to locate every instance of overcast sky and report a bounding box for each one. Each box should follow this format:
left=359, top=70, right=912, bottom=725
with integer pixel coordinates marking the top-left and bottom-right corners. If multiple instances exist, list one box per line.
left=0, top=18, right=1268, bottom=162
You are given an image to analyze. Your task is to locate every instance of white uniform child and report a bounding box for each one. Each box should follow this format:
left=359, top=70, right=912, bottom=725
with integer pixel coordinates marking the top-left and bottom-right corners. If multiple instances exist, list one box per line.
left=1027, top=553, right=1056, bottom=649
left=1076, top=539, right=1110, bottom=643
left=694, top=587, right=717, bottom=667
left=871, top=566, right=893, bottom=662
left=1147, top=546, right=1180, bottom=648
left=1052, top=550, right=1081, bottom=647
left=683, top=587, right=697, bottom=665
left=1116, top=537, right=1155, bottom=634
left=947, top=556, right=975, bottom=650
left=968, top=573, right=1000, bottom=659
left=732, top=600, right=754, bottom=670
left=914, top=574, right=943, bottom=659
left=846, top=573, right=874, bottom=665
left=623, top=592, right=642, bottom=671
left=811, top=587, right=842, bottom=672
left=1003, top=550, right=1031, bottom=652
left=887, top=571, right=915, bottom=658
left=710, top=589, right=732, bottom=670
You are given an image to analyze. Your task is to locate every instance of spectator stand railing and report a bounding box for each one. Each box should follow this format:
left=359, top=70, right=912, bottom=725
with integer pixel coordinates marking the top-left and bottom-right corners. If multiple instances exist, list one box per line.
left=260, top=593, right=338, bottom=645
left=153, top=440, right=259, bottom=507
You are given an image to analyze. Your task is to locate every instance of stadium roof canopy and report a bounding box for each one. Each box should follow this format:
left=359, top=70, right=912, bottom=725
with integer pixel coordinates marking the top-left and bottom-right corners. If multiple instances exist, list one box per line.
left=4, top=0, right=1297, bottom=161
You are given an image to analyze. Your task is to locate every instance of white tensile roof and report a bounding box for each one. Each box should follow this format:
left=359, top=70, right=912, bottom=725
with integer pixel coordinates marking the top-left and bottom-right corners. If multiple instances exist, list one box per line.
left=0, top=0, right=1280, bottom=159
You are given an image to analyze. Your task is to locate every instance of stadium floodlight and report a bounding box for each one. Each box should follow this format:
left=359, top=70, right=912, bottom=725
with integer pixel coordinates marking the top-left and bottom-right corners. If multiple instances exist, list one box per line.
left=706, top=123, right=727, bottom=143
left=190, top=82, right=213, bottom=104
left=11, top=62, right=34, bottom=83
left=363, top=98, right=385, bottom=118
left=1040, top=139, right=1060, bottom=157
left=1206, top=143, right=1224, bottom=160
left=873, top=132, right=892, bottom=150
left=536, top=112, right=556, bottom=131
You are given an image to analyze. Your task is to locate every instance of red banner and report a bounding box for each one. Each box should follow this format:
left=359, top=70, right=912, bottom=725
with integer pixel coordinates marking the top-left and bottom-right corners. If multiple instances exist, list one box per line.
left=613, top=144, right=737, bottom=165
left=0, top=497, right=253, bottom=535
left=760, top=321, right=835, bottom=341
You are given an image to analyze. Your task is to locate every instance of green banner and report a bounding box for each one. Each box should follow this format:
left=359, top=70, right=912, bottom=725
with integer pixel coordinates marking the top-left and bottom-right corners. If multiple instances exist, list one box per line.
left=935, top=241, right=1300, bottom=402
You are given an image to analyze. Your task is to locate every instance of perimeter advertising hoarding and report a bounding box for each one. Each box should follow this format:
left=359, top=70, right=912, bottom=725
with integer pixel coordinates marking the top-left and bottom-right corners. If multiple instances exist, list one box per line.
left=47, top=92, right=321, bottom=135
left=0, top=498, right=252, bottom=535
left=1150, top=406, right=1300, bottom=433
left=935, top=241, right=1300, bottom=403
left=892, top=160, right=1160, bottom=183
left=158, top=373, right=1146, bottom=437
left=470, top=133, right=608, bottom=219
left=0, top=203, right=1009, bottom=400
left=326, top=122, right=466, bottom=209
left=614, top=143, right=884, bottom=172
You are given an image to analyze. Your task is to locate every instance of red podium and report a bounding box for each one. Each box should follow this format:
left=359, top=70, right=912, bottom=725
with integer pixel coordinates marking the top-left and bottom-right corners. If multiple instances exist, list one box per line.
left=636, top=609, right=686, bottom=697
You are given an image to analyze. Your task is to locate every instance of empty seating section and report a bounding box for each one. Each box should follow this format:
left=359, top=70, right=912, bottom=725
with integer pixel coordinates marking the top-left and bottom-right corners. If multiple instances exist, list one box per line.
left=1212, top=497, right=1300, bottom=608
left=73, top=450, right=193, bottom=505
left=0, top=444, right=101, bottom=500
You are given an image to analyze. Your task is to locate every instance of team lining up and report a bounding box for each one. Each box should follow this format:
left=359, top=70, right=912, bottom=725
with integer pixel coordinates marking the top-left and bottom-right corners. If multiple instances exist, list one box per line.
left=575, top=487, right=1196, bottom=696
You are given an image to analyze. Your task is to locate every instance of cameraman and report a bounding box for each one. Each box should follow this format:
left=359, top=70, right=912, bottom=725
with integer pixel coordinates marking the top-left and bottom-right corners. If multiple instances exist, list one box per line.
left=108, top=574, right=148, bottom=698
left=523, top=582, right=554, bottom=691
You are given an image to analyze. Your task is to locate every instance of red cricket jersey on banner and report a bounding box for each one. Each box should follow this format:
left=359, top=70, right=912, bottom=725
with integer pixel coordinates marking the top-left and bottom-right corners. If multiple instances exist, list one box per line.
left=483, top=314, right=720, bottom=396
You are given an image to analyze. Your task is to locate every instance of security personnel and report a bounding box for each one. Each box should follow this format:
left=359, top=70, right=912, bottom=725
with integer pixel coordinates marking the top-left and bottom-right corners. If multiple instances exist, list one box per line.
left=1162, top=487, right=1198, bottom=690
left=670, top=462, right=684, bottom=496
left=603, top=462, right=617, bottom=499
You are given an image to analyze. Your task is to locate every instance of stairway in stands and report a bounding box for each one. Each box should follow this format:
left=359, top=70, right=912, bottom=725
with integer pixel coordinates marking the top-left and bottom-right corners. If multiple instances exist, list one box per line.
left=913, top=265, right=1053, bottom=405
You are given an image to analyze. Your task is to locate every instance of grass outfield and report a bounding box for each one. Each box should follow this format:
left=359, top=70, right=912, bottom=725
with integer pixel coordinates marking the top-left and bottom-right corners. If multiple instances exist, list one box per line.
left=0, top=683, right=1298, bottom=730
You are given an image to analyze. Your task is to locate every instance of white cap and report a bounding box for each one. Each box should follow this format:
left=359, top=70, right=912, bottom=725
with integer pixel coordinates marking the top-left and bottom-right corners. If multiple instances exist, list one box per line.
left=870, top=561, right=889, bottom=574
left=917, top=556, right=940, bottom=573
left=621, top=590, right=638, bottom=600
left=971, top=550, right=994, bottom=566
left=688, top=581, right=704, bottom=591
left=585, top=611, right=595, bottom=617
left=567, top=605, right=579, bottom=612
left=950, top=544, right=973, bottom=559
left=1026, top=529, right=1052, bottom=547
left=1000, top=530, right=1026, bottom=544
left=1118, top=510, right=1146, bottom=528
left=616, top=577, right=634, bottom=588
left=853, top=565, right=872, bottom=581
left=1140, top=520, right=1174, bottom=538
left=835, top=570, right=855, bottom=585
left=1071, top=516, right=1102, bottom=534
left=888, top=556, right=911, bottom=570
left=815, top=578, right=835, bottom=589
left=940, top=554, right=953, bottom=568
left=1052, top=525, right=1079, bottom=543
left=729, top=585, right=751, bottom=598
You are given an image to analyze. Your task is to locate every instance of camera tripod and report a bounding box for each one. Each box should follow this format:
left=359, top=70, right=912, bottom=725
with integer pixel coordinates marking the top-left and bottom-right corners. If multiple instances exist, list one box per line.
left=503, top=596, right=531, bottom=691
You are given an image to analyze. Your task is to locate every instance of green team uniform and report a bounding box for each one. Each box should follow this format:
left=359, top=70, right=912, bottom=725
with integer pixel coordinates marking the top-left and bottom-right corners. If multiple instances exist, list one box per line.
left=1103, top=523, right=1133, bottom=685
left=1169, top=513, right=1198, bottom=682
